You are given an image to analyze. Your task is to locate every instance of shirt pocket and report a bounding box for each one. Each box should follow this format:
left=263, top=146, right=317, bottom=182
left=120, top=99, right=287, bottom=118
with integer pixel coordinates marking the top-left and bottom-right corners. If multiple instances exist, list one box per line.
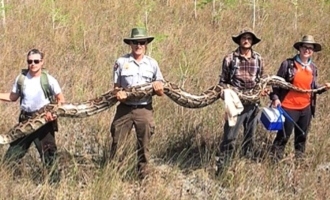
left=121, top=70, right=135, bottom=86
left=142, top=70, right=155, bottom=82
left=248, top=66, right=258, bottom=76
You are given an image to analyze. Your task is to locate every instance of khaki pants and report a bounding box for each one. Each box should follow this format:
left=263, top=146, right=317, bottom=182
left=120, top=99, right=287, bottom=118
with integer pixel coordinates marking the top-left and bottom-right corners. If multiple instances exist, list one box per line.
left=110, top=103, right=155, bottom=177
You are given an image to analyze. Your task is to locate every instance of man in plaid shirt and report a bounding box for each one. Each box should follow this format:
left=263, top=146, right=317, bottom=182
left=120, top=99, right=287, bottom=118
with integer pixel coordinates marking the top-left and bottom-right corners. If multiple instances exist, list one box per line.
left=216, top=28, right=265, bottom=176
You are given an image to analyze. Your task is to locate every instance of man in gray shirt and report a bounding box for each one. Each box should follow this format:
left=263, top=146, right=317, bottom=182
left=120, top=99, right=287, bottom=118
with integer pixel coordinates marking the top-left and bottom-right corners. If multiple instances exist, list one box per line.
left=110, top=27, right=164, bottom=180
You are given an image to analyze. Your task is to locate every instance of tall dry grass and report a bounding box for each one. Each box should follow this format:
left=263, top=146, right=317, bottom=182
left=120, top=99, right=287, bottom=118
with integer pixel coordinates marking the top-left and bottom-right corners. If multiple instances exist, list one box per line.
left=0, top=0, right=330, bottom=199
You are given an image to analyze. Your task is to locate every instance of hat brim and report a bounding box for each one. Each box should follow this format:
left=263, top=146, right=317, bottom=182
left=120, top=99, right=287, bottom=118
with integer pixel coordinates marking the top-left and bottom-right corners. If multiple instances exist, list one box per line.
left=232, top=32, right=261, bottom=46
left=293, top=42, right=322, bottom=52
left=123, top=37, right=154, bottom=45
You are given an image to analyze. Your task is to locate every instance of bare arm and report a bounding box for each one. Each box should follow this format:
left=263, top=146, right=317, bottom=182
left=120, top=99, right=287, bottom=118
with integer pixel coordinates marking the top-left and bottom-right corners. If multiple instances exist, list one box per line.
left=45, top=92, right=65, bottom=121
left=0, top=92, right=19, bottom=102
left=55, top=93, right=65, bottom=105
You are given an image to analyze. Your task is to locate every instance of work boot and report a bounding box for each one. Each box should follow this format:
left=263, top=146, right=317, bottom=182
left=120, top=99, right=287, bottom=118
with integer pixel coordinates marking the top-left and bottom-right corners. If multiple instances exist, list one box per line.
left=270, top=145, right=284, bottom=163
left=138, top=165, right=151, bottom=180
left=215, top=152, right=231, bottom=177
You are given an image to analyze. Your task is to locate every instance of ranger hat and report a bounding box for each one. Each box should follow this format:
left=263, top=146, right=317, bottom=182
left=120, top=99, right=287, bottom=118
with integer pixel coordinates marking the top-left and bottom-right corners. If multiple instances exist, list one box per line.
left=123, top=27, right=154, bottom=45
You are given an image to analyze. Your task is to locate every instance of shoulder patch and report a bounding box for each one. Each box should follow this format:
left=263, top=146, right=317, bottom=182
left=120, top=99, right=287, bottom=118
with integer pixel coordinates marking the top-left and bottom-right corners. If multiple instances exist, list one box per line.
left=113, top=63, right=119, bottom=71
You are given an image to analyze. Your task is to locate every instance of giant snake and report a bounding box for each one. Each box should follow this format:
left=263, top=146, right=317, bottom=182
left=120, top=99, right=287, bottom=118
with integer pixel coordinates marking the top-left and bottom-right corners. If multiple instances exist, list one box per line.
left=0, top=75, right=326, bottom=144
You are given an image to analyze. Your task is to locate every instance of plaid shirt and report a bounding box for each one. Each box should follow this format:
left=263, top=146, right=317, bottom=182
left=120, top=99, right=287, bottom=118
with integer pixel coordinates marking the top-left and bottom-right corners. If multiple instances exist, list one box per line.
left=219, top=48, right=264, bottom=89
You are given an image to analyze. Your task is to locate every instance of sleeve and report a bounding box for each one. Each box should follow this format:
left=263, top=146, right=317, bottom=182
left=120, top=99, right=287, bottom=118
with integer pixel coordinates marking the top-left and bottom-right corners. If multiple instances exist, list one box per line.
left=259, top=56, right=265, bottom=77
left=313, top=66, right=327, bottom=94
left=48, top=75, right=62, bottom=95
left=113, top=60, right=121, bottom=86
left=269, top=60, right=288, bottom=100
left=11, top=76, right=20, bottom=94
left=153, top=60, right=164, bottom=82
left=219, top=56, right=231, bottom=86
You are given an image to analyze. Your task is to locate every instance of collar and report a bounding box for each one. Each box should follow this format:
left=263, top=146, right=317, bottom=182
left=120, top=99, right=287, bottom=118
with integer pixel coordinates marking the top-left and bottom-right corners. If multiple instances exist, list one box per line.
left=294, top=55, right=311, bottom=68
left=233, top=48, right=257, bottom=59
left=128, top=54, right=147, bottom=64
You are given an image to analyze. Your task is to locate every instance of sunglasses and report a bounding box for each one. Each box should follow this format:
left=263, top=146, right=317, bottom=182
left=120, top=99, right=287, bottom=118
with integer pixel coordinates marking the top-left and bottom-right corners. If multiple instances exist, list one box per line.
left=241, top=36, right=252, bottom=40
left=301, top=45, right=314, bottom=51
left=131, top=41, right=147, bottom=45
left=27, top=59, right=41, bottom=64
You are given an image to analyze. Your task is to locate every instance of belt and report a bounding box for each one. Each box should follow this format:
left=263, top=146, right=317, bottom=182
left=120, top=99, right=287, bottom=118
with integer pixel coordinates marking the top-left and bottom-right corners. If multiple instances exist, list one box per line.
left=20, top=110, right=37, bottom=117
left=120, top=103, right=152, bottom=109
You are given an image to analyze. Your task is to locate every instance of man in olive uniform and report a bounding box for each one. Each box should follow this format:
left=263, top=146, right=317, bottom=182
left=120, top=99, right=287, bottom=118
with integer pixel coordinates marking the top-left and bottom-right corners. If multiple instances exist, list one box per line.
left=110, top=27, right=164, bottom=179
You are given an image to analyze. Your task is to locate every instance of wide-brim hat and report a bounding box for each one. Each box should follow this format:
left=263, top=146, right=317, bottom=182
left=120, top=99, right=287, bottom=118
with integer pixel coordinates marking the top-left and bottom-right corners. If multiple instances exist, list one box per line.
left=123, top=27, right=154, bottom=45
left=293, top=35, right=322, bottom=52
left=232, top=28, right=261, bottom=46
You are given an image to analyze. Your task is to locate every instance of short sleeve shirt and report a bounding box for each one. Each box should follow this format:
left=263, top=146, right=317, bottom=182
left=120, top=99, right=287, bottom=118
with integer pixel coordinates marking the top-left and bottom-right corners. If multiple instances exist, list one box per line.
left=113, top=53, right=164, bottom=105
left=12, top=72, right=62, bottom=112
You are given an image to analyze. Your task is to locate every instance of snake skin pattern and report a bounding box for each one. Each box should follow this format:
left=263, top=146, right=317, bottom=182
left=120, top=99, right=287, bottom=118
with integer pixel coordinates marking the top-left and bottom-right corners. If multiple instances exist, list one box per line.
left=0, top=75, right=326, bottom=144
